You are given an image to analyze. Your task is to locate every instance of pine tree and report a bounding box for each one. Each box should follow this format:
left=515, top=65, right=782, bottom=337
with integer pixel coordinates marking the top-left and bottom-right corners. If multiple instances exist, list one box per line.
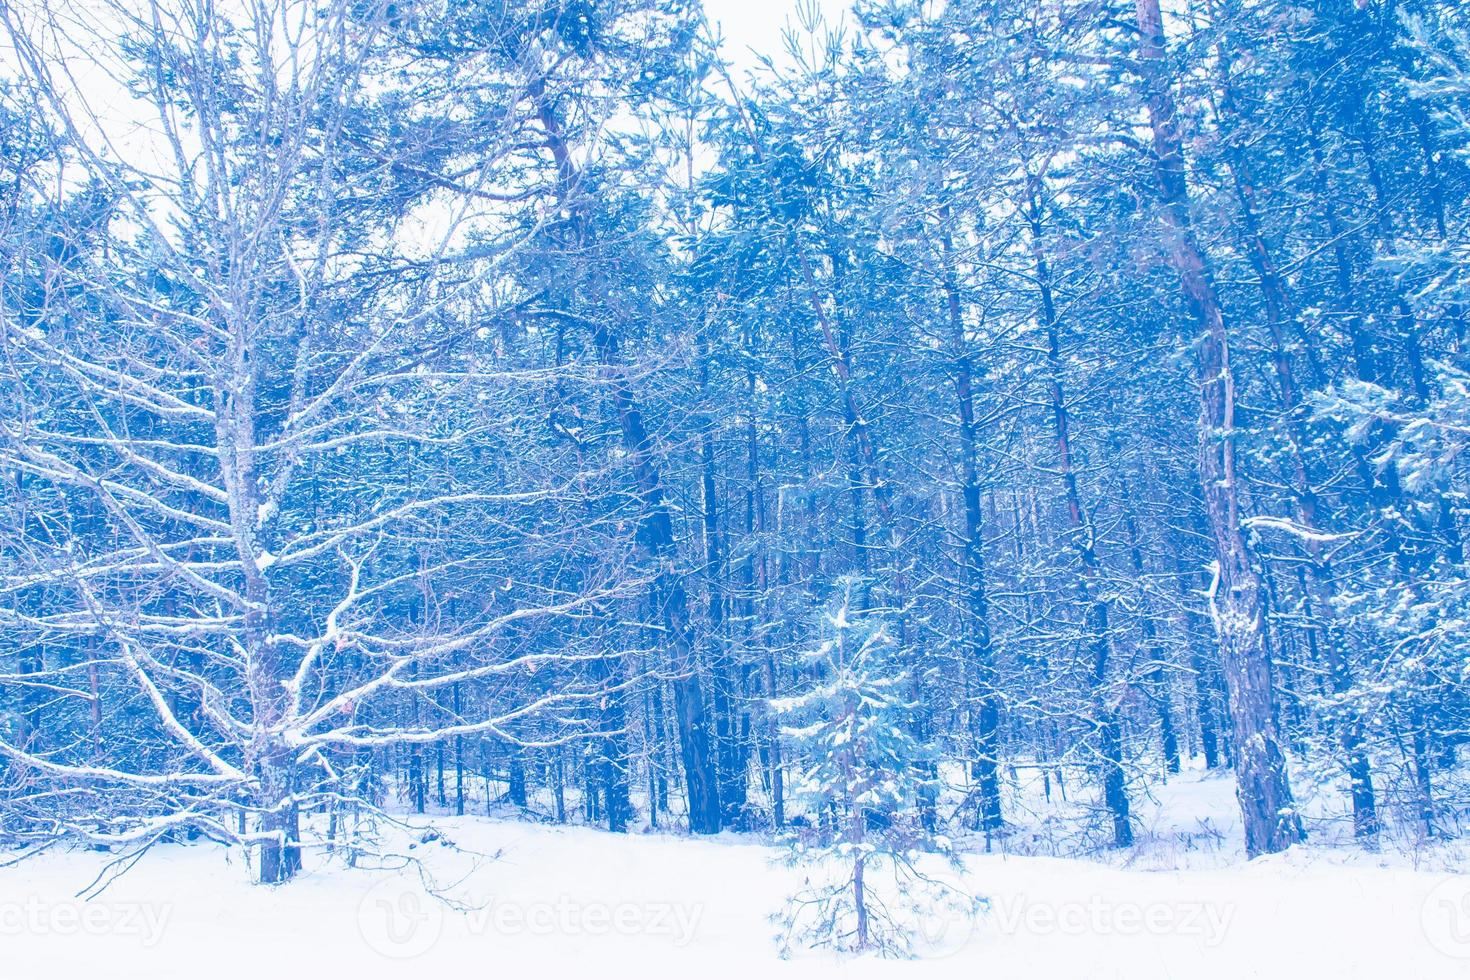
left=770, top=578, right=974, bottom=957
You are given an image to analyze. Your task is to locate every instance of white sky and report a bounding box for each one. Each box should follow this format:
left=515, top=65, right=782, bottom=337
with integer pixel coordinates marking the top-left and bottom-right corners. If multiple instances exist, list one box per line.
left=0, top=0, right=857, bottom=252
left=702, top=0, right=850, bottom=76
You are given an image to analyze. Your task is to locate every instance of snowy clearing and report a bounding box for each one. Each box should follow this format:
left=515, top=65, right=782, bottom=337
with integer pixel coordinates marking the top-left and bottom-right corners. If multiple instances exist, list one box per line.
left=5, top=771, right=1468, bottom=980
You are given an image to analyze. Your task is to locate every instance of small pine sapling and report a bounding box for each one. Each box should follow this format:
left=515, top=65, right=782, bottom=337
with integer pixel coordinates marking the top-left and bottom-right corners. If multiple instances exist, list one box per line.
left=770, top=578, right=978, bottom=957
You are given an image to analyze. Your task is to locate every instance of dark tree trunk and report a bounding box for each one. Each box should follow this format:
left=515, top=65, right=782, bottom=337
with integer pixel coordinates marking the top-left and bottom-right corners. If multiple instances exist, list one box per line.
left=941, top=212, right=1004, bottom=832
left=698, top=346, right=747, bottom=828
left=592, top=652, right=631, bottom=833
left=553, top=748, right=566, bottom=825
left=1174, top=549, right=1227, bottom=770
left=1027, top=186, right=1132, bottom=848
left=453, top=683, right=465, bottom=817
left=508, top=747, right=527, bottom=809
left=531, top=78, right=722, bottom=835
left=1121, top=494, right=1180, bottom=775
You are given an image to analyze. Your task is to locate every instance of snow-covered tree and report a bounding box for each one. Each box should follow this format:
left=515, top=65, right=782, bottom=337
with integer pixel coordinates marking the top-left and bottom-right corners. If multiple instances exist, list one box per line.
left=0, top=0, right=644, bottom=881
left=770, top=579, right=973, bottom=957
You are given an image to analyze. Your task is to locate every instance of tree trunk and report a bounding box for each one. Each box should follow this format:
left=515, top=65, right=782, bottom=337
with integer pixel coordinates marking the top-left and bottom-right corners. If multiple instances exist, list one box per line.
left=1121, top=493, right=1180, bottom=775
left=940, top=211, right=1004, bottom=832
left=1219, top=126, right=1377, bottom=836
left=257, top=741, right=300, bottom=885
left=698, top=344, right=748, bottom=828
left=1027, top=187, right=1132, bottom=847
left=1133, top=0, right=1303, bottom=857
left=453, top=683, right=465, bottom=817
left=508, top=746, right=527, bottom=808
left=530, top=77, right=722, bottom=834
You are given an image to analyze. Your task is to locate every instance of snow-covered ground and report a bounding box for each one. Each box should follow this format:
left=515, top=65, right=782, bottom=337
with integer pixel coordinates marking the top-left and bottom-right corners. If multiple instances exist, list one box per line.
left=4, top=769, right=1468, bottom=979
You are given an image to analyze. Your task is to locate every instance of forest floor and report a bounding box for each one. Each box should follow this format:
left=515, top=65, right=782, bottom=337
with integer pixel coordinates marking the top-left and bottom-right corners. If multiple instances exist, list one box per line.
left=4, top=767, right=1469, bottom=979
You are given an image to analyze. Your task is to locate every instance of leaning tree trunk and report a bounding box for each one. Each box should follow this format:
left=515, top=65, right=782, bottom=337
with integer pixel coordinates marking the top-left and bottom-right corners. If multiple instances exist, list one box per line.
left=1133, top=0, right=1303, bottom=857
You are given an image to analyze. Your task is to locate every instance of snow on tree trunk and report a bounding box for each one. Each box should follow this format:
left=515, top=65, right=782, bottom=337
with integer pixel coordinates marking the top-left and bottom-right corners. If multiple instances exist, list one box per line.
left=1132, top=0, right=1304, bottom=857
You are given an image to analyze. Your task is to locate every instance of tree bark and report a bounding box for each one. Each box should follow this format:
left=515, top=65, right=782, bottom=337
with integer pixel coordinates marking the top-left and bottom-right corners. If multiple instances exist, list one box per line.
left=1026, top=186, right=1132, bottom=847
left=530, top=77, right=722, bottom=834
left=1133, top=0, right=1303, bottom=857
left=1120, top=491, right=1180, bottom=775
left=940, top=211, right=1004, bottom=832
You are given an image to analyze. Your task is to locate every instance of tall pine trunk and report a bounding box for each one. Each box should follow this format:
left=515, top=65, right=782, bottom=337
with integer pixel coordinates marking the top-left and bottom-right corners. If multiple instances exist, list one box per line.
left=531, top=77, right=721, bottom=834
left=1026, top=187, right=1132, bottom=847
left=940, top=212, right=1004, bottom=832
left=1133, top=0, right=1303, bottom=857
